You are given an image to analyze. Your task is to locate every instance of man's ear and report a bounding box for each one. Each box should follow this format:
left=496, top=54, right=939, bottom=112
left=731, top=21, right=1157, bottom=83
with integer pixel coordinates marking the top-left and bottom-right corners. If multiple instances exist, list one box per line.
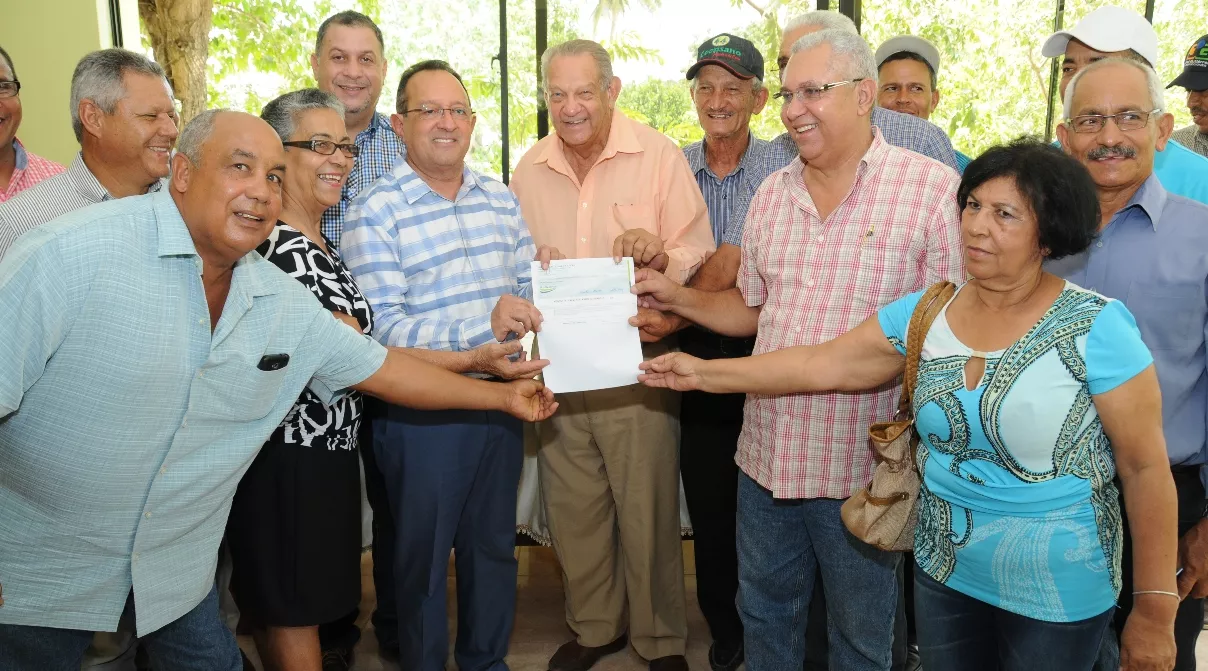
left=78, top=98, right=106, bottom=141
left=1055, top=123, right=1071, bottom=152
left=1154, top=111, right=1175, bottom=152
left=170, top=152, right=192, bottom=194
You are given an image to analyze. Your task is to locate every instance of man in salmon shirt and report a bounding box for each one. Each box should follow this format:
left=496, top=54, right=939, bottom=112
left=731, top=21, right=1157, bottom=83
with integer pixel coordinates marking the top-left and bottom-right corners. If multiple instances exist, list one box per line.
left=509, top=38, right=714, bottom=671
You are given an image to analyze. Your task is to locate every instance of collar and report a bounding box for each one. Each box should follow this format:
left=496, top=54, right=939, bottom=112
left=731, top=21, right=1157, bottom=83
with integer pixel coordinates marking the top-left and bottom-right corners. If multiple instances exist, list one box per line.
left=687, top=132, right=760, bottom=178
left=533, top=110, right=643, bottom=171
left=11, top=137, right=28, bottom=172
left=356, top=112, right=393, bottom=143
left=1113, top=173, right=1167, bottom=230
left=395, top=158, right=481, bottom=205
left=776, top=125, right=887, bottom=182
left=68, top=151, right=165, bottom=203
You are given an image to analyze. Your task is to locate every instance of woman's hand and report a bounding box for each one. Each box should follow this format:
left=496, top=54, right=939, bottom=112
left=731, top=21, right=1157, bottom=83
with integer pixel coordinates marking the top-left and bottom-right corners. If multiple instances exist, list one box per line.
left=1119, top=603, right=1176, bottom=671
left=638, top=353, right=708, bottom=392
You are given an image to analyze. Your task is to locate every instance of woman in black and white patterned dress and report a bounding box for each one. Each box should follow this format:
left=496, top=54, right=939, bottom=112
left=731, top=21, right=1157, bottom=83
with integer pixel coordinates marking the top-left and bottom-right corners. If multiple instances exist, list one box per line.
left=225, top=89, right=371, bottom=671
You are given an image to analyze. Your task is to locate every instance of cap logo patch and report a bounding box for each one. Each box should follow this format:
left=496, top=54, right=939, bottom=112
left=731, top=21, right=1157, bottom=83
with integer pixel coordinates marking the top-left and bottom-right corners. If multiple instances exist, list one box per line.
left=712, top=35, right=731, bottom=47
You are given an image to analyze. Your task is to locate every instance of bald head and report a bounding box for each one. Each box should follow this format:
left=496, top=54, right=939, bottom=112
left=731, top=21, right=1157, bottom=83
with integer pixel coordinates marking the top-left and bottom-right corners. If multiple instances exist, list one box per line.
left=170, top=110, right=287, bottom=269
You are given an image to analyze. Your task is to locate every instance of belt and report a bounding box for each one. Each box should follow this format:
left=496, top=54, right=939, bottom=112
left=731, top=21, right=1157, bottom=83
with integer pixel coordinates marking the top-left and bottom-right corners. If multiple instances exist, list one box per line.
left=680, top=326, right=755, bottom=359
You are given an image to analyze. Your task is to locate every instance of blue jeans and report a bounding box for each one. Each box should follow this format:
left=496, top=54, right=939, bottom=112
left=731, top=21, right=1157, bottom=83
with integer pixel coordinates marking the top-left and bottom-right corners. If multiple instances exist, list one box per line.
left=914, top=567, right=1113, bottom=671
left=736, top=472, right=901, bottom=671
left=0, top=585, right=240, bottom=671
left=374, top=406, right=523, bottom=671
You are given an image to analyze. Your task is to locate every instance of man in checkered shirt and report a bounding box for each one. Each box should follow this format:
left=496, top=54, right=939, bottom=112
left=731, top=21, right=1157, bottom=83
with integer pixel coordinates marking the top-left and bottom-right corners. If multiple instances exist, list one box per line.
left=632, top=28, right=965, bottom=671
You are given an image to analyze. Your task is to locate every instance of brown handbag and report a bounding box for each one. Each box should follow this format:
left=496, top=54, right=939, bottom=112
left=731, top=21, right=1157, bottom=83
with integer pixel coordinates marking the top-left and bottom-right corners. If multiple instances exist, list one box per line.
left=840, top=281, right=957, bottom=552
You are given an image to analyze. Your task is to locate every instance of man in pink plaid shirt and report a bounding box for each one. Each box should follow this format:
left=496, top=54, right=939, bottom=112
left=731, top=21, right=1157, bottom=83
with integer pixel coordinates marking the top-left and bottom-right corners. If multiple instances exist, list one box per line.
left=632, top=29, right=964, bottom=671
left=0, top=46, right=64, bottom=204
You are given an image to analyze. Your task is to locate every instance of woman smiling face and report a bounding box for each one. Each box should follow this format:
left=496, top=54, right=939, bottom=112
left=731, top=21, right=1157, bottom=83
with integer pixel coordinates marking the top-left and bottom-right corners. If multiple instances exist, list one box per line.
left=281, top=107, right=351, bottom=212
left=960, top=176, right=1047, bottom=284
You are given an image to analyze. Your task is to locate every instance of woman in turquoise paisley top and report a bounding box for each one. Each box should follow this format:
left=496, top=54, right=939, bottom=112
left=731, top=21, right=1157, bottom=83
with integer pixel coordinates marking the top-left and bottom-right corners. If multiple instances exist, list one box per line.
left=637, top=139, right=1178, bottom=671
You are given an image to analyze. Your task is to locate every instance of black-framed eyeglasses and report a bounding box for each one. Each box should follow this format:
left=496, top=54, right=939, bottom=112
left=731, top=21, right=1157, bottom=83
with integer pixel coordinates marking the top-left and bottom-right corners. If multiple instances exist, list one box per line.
left=0, top=80, right=21, bottom=99
left=1064, top=109, right=1162, bottom=134
left=400, top=104, right=474, bottom=122
left=282, top=139, right=360, bottom=158
left=772, top=79, right=865, bottom=105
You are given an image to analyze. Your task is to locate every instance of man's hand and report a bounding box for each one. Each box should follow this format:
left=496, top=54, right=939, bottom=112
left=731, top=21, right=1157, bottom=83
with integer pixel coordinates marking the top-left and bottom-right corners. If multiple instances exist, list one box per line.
left=613, top=229, right=668, bottom=271
left=629, top=307, right=684, bottom=343
left=1119, top=605, right=1177, bottom=670
left=503, top=379, right=558, bottom=421
left=638, top=352, right=708, bottom=392
left=490, top=295, right=543, bottom=342
left=470, top=341, right=549, bottom=380
left=535, top=245, right=566, bottom=270
left=1177, top=518, right=1208, bottom=599
left=631, top=267, right=684, bottom=312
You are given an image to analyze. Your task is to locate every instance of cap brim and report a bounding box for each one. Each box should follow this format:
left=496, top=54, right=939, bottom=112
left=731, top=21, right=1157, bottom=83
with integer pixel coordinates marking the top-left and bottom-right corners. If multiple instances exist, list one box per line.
left=1168, top=70, right=1208, bottom=90
left=685, top=59, right=755, bottom=81
left=1041, top=32, right=1072, bottom=59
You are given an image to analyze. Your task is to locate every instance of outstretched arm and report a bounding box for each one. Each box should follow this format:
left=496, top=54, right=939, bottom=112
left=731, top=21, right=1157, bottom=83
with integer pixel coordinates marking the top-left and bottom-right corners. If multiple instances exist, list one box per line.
left=639, top=315, right=904, bottom=395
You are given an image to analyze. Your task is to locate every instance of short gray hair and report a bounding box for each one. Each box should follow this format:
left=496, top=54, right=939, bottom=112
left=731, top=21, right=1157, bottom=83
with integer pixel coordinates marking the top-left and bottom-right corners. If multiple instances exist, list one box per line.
left=70, top=48, right=169, bottom=142
left=541, top=39, right=614, bottom=95
left=791, top=29, right=877, bottom=83
left=689, top=75, right=765, bottom=94
left=175, top=109, right=226, bottom=165
left=784, top=11, right=859, bottom=37
left=261, top=88, right=345, bottom=142
left=1063, top=57, right=1165, bottom=120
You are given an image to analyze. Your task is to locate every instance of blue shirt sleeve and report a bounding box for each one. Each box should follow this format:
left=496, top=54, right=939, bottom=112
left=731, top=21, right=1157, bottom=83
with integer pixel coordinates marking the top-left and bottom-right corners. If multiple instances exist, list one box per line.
left=877, top=289, right=926, bottom=356
left=1084, top=299, right=1154, bottom=395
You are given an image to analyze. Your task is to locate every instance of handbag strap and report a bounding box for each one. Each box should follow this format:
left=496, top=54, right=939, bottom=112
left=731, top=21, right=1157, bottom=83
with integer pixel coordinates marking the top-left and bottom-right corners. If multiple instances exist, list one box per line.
left=898, top=281, right=958, bottom=415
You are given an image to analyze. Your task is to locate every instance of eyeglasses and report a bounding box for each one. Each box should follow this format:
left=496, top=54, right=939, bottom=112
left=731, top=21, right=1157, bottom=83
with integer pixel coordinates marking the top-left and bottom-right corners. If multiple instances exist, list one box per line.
left=1065, top=109, right=1161, bottom=134
left=282, top=139, right=360, bottom=158
left=0, top=80, right=21, bottom=99
left=772, top=79, right=865, bottom=105
left=401, top=105, right=474, bottom=122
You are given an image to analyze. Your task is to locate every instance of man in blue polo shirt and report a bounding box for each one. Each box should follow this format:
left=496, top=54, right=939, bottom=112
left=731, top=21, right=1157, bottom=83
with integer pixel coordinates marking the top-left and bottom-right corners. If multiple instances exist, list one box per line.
left=0, top=110, right=555, bottom=670
left=1041, top=5, right=1208, bottom=206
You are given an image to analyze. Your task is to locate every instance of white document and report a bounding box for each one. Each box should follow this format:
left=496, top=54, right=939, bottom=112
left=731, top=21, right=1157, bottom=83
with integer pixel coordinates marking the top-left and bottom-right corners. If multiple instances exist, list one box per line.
left=530, top=257, right=644, bottom=393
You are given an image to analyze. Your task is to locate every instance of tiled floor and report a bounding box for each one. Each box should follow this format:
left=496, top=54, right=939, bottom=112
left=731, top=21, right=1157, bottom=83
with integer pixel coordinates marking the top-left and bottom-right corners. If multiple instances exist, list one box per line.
left=240, top=543, right=1208, bottom=670
left=239, top=543, right=714, bottom=671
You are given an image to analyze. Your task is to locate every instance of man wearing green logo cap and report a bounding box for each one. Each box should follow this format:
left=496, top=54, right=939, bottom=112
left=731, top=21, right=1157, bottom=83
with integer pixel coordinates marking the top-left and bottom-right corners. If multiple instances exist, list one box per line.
left=1170, top=34, right=1208, bottom=159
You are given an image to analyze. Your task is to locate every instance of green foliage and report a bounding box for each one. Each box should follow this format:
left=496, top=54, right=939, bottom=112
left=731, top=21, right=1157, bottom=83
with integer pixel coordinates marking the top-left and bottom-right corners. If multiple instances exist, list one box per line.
left=617, top=79, right=703, bottom=146
left=592, top=0, right=662, bottom=39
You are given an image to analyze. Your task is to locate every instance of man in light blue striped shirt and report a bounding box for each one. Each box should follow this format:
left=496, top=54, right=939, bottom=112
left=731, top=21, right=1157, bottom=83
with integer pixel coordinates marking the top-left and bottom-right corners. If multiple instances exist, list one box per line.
left=340, top=60, right=559, bottom=671
left=0, top=110, right=556, bottom=670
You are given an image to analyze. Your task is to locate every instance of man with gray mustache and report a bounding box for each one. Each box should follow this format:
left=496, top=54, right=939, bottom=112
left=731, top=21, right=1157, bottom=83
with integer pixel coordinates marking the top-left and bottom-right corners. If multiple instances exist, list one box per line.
left=1047, top=57, right=1208, bottom=671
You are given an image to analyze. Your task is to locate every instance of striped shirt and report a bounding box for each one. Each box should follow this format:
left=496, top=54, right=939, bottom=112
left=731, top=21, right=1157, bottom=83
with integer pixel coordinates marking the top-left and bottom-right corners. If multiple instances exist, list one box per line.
left=683, top=134, right=768, bottom=244
left=341, top=159, right=535, bottom=352
left=0, top=190, right=387, bottom=634
left=320, top=112, right=406, bottom=246
left=736, top=128, right=965, bottom=499
left=0, top=152, right=164, bottom=259
left=724, top=106, right=959, bottom=246
left=0, top=138, right=64, bottom=204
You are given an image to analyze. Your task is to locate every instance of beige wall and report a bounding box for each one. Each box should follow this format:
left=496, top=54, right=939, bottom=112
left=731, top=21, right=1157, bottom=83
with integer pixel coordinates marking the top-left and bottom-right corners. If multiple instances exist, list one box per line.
left=0, top=0, right=141, bottom=165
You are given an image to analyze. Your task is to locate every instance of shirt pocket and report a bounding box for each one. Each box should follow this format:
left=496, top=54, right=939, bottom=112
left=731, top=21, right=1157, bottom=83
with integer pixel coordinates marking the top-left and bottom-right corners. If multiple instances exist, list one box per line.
left=1125, top=282, right=1201, bottom=351
left=851, top=225, right=915, bottom=310
left=612, top=202, right=658, bottom=235
left=199, top=355, right=291, bottom=421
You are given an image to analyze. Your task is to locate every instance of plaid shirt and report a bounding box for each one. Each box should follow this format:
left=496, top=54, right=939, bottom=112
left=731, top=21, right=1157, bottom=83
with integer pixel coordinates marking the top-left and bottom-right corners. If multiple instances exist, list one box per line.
left=320, top=112, right=405, bottom=246
left=341, top=159, right=535, bottom=352
left=736, top=128, right=965, bottom=499
left=0, top=139, right=64, bottom=204
left=682, top=134, right=768, bottom=244
left=724, top=107, right=958, bottom=245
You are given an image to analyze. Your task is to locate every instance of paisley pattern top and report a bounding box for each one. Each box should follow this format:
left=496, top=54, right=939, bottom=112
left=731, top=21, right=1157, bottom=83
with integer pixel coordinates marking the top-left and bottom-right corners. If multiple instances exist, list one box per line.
left=878, top=282, right=1152, bottom=622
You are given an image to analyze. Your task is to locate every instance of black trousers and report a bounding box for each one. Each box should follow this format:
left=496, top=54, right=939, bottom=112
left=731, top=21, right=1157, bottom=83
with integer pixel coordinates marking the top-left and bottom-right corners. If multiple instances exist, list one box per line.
left=1099, top=466, right=1205, bottom=671
left=319, top=397, right=399, bottom=652
left=680, top=328, right=752, bottom=649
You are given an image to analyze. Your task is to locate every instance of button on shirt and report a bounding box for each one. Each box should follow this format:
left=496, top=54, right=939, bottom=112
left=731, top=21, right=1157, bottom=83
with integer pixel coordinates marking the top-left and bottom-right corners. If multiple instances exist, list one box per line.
left=0, top=190, right=387, bottom=635
left=724, top=106, right=959, bottom=246
left=0, top=138, right=64, bottom=204
left=510, top=111, right=716, bottom=284
left=683, top=134, right=768, bottom=244
left=737, top=128, right=965, bottom=499
left=0, top=152, right=164, bottom=259
left=1046, top=174, right=1208, bottom=480
left=320, top=112, right=406, bottom=246
left=341, top=160, right=535, bottom=351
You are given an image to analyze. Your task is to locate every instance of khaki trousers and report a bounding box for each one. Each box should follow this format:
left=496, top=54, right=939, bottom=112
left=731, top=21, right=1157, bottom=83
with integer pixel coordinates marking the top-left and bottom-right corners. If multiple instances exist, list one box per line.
left=537, top=375, right=687, bottom=660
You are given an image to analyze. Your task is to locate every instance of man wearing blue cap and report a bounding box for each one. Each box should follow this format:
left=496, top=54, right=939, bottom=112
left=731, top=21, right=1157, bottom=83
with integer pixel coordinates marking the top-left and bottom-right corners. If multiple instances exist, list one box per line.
left=1169, top=34, right=1208, bottom=159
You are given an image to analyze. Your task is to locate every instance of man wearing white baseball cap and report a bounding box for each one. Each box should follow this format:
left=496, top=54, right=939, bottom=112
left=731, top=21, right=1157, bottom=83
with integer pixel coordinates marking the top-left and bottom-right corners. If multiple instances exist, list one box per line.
left=874, top=35, right=974, bottom=172
left=1041, top=5, right=1208, bottom=206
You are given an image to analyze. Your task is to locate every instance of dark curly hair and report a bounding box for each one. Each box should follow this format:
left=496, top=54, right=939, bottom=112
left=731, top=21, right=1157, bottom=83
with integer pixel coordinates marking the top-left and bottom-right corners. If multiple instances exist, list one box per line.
left=958, top=138, right=1100, bottom=260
